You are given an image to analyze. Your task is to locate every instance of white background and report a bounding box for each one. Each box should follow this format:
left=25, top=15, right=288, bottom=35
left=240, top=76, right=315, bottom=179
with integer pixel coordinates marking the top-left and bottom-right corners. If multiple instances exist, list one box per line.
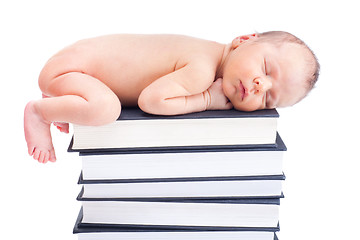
left=1, top=0, right=359, bottom=239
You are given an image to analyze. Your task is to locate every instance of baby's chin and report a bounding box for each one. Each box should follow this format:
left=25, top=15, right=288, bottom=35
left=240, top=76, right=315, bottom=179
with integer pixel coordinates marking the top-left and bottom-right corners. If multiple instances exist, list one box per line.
left=232, top=102, right=262, bottom=112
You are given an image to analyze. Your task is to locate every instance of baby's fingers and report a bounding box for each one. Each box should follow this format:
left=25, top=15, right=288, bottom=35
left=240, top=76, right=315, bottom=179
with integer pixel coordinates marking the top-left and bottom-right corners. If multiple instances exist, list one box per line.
left=218, top=101, right=233, bottom=110
left=225, top=101, right=233, bottom=109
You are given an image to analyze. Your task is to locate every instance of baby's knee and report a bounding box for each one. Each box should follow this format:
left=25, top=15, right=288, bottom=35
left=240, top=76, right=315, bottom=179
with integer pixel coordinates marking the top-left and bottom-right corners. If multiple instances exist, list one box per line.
left=38, top=55, right=85, bottom=94
left=38, top=67, right=52, bottom=94
left=38, top=63, right=64, bottom=95
left=101, top=93, right=122, bottom=122
left=88, top=93, right=121, bottom=126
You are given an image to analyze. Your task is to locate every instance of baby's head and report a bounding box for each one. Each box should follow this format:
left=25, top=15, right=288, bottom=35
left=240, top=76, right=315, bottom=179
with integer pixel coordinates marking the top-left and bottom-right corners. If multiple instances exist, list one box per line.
left=221, top=31, right=320, bottom=111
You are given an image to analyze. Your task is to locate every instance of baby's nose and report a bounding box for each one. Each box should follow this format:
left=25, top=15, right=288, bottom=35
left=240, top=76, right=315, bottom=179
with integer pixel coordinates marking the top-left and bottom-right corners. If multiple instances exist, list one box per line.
left=253, top=77, right=272, bottom=94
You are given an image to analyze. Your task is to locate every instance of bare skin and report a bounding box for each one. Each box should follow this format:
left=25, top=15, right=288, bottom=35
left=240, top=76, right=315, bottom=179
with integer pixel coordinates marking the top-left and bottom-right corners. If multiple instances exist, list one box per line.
left=24, top=33, right=309, bottom=163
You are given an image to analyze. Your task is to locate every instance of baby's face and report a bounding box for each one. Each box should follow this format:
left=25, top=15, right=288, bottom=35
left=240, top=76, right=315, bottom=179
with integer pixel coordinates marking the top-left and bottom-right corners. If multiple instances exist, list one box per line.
left=222, top=39, right=308, bottom=111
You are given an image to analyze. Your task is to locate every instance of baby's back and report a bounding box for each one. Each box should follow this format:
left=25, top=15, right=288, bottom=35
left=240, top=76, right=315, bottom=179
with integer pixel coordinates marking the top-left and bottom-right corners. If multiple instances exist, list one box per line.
left=50, top=34, right=221, bottom=105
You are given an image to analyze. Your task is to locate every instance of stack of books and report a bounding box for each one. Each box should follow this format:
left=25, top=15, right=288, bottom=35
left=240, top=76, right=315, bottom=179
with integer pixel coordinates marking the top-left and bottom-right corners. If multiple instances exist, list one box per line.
left=69, top=107, right=286, bottom=240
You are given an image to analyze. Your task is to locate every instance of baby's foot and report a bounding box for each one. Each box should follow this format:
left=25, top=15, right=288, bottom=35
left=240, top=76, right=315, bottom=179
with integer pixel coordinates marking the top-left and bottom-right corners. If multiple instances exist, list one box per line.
left=24, top=101, right=56, bottom=163
left=53, top=122, right=69, bottom=133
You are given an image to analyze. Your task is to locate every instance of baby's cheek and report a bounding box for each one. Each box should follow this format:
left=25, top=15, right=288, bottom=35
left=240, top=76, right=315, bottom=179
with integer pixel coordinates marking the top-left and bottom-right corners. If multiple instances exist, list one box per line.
left=222, top=83, right=234, bottom=98
left=233, top=98, right=262, bottom=112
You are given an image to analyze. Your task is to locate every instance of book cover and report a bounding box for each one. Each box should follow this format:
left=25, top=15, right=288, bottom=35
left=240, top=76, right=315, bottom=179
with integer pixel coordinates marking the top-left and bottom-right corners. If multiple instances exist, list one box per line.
left=115, top=107, right=279, bottom=121
left=77, top=196, right=281, bottom=204
left=78, top=172, right=286, bottom=184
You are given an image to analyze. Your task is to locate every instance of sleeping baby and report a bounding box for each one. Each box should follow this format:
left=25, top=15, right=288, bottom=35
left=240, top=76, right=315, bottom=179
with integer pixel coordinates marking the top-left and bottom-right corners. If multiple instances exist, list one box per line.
left=24, top=31, right=319, bottom=163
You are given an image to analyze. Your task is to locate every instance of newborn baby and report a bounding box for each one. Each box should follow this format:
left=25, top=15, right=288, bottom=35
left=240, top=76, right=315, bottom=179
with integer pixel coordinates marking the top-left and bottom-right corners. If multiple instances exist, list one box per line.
left=24, top=31, right=319, bottom=163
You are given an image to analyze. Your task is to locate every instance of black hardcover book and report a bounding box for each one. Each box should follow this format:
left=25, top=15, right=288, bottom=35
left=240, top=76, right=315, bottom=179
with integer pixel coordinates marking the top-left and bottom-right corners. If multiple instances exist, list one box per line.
left=78, top=173, right=285, bottom=199
left=69, top=107, right=279, bottom=152
left=77, top=133, right=286, bottom=181
left=74, top=209, right=279, bottom=240
left=77, top=197, right=281, bottom=230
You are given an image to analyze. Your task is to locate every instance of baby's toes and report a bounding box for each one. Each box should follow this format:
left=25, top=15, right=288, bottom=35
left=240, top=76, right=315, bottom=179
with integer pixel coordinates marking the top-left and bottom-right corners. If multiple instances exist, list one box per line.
left=33, top=148, right=41, bottom=161
left=49, top=150, right=56, bottom=162
left=54, top=122, right=69, bottom=133
left=42, top=151, right=51, bottom=164
left=33, top=148, right=52, bottom=163
left=28, top=145, right=35, bottom=156
left=62, top=123, right=70, bottom=133
left=38, top=151, right=46, bottom=163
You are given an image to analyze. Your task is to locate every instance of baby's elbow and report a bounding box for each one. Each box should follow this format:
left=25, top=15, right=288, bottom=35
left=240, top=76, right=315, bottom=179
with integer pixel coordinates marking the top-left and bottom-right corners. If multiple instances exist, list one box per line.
left=138, top=89, right=162, bottom=114
left=137, top=94, right=150, bottom=113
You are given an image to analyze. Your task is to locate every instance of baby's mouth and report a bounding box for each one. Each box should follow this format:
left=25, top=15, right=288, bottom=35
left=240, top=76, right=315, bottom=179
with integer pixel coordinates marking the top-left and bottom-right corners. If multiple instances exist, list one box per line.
left=239, top=81, right=247, bottom=101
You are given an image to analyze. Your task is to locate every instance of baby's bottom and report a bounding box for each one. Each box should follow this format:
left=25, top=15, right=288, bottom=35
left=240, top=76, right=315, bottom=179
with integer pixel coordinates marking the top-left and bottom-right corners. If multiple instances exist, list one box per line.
left=24, top=71, right=121, bottom=163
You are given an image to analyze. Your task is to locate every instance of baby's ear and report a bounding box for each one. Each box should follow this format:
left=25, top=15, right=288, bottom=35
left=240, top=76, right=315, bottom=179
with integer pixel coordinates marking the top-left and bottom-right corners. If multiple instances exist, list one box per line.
left=232, top=33, right=259, bottom=48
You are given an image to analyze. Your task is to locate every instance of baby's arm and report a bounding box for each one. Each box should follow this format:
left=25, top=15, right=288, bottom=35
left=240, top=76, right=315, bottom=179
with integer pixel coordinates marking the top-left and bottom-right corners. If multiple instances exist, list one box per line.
left=206, top=78, right=234, bottom=111
left=138, top=65, right=232, bottom=115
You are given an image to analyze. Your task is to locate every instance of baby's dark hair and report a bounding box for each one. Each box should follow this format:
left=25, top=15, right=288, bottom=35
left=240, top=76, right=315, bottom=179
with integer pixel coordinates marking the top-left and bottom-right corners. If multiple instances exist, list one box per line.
left=257, top=31, right=320, bottom=98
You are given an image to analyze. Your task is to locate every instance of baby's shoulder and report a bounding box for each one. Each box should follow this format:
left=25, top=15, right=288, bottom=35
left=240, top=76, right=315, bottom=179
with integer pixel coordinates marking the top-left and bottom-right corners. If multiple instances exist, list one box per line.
left=173, top=57, right=218, bottom=92
left=185, top=51, right=221, bottom=80
left=184, top=37, right=223, bottom=70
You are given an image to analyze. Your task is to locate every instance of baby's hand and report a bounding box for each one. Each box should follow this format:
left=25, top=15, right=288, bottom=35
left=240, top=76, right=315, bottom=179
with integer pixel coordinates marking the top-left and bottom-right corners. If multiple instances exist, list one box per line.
left=206, top=78, right=233, bottom=110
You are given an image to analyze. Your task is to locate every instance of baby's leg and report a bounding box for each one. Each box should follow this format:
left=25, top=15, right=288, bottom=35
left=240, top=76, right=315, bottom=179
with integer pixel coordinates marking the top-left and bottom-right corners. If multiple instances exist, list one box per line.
left=24, top=72, right=121, bottom=163
left=42, top=94, right=69, bottom=133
